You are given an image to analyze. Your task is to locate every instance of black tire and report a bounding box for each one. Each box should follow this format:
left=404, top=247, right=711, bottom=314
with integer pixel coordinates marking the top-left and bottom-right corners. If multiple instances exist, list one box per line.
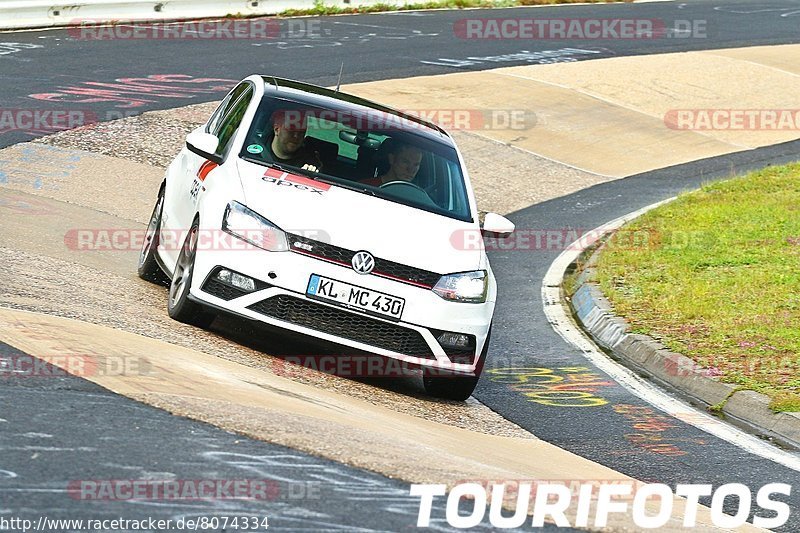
left=137, top=187, right=169, bottom=285
left=167, top=219, right=215, bottom=328
left=423, top=327, right=491, bottom=401
left=423, top=372, right=480, bottom=402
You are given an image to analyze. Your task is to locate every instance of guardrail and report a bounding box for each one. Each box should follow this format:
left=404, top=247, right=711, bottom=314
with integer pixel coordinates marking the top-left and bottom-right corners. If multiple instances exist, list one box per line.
left=0, top=0, right=380, bottom=30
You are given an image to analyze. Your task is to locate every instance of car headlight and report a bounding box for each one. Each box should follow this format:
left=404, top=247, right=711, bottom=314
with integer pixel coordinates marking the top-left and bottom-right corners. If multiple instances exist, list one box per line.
left=222, top=201, right=288, bottom=251
left=432, top=270, right=488, bottom=303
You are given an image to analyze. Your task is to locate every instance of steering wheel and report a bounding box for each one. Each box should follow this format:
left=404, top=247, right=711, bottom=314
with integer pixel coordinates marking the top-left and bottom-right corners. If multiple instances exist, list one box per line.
left=379, top=180, right=426, bottom=192
left=379, top=180, right=436, bottom=207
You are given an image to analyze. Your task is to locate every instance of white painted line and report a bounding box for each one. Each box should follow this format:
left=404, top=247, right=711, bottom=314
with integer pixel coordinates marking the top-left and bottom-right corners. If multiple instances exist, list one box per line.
left=541, top=197, right=800, bottom=472
left=331, top=21, right=416, bottom=31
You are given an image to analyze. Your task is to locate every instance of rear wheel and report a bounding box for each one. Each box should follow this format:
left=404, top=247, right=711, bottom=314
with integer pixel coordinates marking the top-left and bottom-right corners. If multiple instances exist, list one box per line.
left=137, top=188, right=169, bottom=285
left=423, top=327, right=491, bottom=401
left=167, top=219, right=215, bottom=328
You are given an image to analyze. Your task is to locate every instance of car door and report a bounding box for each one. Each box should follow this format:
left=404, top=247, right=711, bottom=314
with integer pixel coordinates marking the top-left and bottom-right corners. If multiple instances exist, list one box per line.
left=161, top=82, right=253, bottom=270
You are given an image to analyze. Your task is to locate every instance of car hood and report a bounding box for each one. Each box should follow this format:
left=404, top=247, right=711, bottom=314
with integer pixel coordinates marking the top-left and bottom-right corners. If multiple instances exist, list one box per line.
left=236, top=158, right=482, bottom=275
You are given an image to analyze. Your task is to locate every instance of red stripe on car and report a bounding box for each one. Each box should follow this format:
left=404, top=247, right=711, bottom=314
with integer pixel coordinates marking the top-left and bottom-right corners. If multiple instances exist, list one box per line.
left=264, top=167, right=330, bottom=191
left=198, top=160, right=218, bottom=181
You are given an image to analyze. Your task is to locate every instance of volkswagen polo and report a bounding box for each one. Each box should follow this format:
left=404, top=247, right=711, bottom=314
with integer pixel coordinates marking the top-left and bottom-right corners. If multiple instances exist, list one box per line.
left=138, top=75, right=515, bottom=400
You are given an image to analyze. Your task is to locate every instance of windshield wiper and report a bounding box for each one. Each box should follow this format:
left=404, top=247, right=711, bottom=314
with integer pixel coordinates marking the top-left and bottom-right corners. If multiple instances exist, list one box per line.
left=312, top=175, right=377, bottom=197
left=264, top=160, right=304, bottom=176
left=246, top=157, right=319, bottom=180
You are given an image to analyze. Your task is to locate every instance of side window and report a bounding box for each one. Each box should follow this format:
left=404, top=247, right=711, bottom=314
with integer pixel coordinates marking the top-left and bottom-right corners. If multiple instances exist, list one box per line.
left=213, top=86, right=254, bottom=156
left=206, top=82, right=250, bottom=134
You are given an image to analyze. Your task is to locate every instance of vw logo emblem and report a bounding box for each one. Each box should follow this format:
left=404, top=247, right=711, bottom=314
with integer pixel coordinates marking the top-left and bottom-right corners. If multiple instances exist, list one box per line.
left=351, top=251, right=375, bottom=275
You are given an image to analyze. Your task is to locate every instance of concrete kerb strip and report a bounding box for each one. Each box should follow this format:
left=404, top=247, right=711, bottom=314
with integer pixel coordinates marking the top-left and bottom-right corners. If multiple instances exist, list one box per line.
left=563, top=213, right=800, bottom=452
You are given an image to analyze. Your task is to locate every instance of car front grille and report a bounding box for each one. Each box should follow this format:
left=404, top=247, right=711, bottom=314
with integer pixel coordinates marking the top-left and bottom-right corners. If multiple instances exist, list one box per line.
left=287, top=234, right=441, bottom=289
left=247, top=295, right=436, bottom=359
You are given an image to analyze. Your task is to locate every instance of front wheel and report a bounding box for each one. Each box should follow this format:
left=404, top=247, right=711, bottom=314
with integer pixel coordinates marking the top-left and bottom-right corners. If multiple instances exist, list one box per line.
left=167, top=220, right=215, bottom=328
left=423, top=327, right=491, bottom=401
left=423, top=372, right=480, bottom=401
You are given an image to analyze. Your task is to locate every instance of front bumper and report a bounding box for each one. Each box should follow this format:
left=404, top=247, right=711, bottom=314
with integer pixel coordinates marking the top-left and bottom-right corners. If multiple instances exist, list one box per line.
left=190, top=245, right=494, bottom=374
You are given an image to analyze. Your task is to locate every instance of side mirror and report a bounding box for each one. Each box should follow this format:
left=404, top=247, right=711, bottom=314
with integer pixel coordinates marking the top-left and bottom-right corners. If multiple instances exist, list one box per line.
left=186, top=128, right=222, bottom=164
left=481, top=212, right=515, bottom=238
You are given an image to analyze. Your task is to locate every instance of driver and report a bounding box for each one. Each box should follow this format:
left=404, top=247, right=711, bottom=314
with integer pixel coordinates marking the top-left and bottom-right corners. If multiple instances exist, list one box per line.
left=362, top=141, right=422, bottom=187
left=268, top=110, right=322, bottom=172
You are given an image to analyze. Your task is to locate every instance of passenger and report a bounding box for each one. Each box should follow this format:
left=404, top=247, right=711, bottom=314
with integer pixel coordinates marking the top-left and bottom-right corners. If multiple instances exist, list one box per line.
left=362, top=140, right=423, bottom=187
left=268, top=110, right=322, bottom=172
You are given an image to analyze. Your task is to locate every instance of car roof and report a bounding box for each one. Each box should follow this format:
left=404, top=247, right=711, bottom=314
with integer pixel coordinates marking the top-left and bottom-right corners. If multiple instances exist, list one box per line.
left=259, top=76, right=454, bottom=146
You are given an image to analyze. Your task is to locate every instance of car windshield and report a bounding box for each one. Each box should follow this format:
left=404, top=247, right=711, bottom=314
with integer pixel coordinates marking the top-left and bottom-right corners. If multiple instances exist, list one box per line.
left=239, top=95, right=473, bottom=222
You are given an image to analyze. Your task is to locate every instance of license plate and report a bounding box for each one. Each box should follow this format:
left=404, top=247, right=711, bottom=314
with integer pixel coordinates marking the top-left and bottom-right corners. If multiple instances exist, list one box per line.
left=306, top=274, right=405, bottom=320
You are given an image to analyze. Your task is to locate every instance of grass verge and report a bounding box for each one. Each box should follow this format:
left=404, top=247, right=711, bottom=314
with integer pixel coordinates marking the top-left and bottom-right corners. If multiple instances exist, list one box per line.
left=279, top=0, right=629, bottom=17
left=592, top=163, right=800, bottom=412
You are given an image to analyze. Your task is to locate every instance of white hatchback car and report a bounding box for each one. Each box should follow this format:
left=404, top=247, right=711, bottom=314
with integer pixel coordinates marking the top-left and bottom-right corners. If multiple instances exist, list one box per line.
left=138, top=75, right=514, bottom=400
